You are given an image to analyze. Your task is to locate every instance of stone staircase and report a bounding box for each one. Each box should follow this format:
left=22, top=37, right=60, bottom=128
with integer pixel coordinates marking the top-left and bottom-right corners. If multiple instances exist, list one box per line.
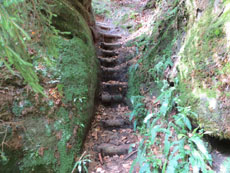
left=84, top=22, right=138, bottom=173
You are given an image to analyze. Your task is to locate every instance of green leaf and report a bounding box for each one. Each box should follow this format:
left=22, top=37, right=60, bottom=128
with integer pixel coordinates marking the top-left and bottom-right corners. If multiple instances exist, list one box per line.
left=133, top=120, right=137, bottom=131
left=3, top=0, right=24, bottom=7
left=182, top=115, right=192, bottom=130
left=143, top=113, right=154, bottom=123
left=160, top=100, right=169, bottom=116
left=189, top=137, right=211, bottom=161
left=150, top=125, right=161, bottom=143
left=164, top=134, right=171, bottom=156
left=150, top=117, right=160, bottom=128
left=140, top=163, right=151, bottom=173
left=166, top=154, right=182, bottom=173
left=178, top=134, right=186, bottom=139
left=11, top=20, right=30, bottom=40
left=189, top=150, right=202, bottom=173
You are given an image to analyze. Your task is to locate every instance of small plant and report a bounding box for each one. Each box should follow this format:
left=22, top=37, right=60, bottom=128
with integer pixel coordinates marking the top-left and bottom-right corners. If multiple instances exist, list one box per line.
left=129, top=96, right=147, bottom=131
left=71, top=151, right=91, bottom=173
left=156, top=80, right=175, bottom=117
left=0, top=151, right=8, bottom=165
left=92, top=0, right=111, bottom=16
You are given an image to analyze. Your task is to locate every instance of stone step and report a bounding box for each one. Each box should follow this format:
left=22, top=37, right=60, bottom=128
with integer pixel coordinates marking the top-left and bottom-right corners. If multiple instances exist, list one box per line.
left=101, top=42, right=122, bottom=50
left=101, top=62, right=130, bottom=82
left=102, top=76, right=127, bottom=82
left=98, top=56, right=128, bottom=68
left=99, top=49, right=119, bottom=57
left=102, top=81, right=128, bottom=95
left=101, top=63, right=128, bottom=73
left=101, top=119, right=130, bottom=128
left=101, top=70, right=128, bottom=82
left=94, top=143, right=130, bottom=156
left=102, top=67, right=121, bottom=73
left=98, top=57, right=117, bottom=67
left=96, top=22, right=113, bottom=30
left=101, top=93, right=123, bottom=103
left=99, top=31, right=122, bottom=40
left=101, top=64, right=128, bottom=75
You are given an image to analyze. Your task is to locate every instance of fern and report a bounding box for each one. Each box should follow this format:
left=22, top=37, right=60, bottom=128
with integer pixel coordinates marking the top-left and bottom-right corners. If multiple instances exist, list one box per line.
left=166, top=154, right=183, bottom=173
left=1, top=0, right=24, bottom=6
left=0, top=4, right=44, bottom=93
left=0, top=0, right=59, bottom=94
left=189, top=136, right=212, bottom=164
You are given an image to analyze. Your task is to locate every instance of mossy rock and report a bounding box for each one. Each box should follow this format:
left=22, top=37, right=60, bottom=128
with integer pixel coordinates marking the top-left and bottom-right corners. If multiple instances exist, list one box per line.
left=0, top=0, right=99, bottom=172
left=178, top=3, right=230, bottom=139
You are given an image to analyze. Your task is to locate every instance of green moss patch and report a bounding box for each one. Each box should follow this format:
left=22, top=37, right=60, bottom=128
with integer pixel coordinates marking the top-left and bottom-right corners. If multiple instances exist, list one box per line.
left=178, top=5, right=230, bottom=138
left=0, top=0, right=99, bottom=172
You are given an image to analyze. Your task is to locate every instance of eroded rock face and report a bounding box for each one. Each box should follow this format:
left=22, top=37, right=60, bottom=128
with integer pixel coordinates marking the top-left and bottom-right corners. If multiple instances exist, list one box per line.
left=147, top=0, right=230, bottom=139
left=0, top=0, right=99, bottom=172
left=176, top=1, right=230, bottom=139
left=134, top=0, right=230, bottom=139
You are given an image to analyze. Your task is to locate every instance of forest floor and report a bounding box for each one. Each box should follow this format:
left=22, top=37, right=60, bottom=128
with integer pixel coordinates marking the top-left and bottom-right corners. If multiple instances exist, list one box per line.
left=83, top=0, right=151, bottom=172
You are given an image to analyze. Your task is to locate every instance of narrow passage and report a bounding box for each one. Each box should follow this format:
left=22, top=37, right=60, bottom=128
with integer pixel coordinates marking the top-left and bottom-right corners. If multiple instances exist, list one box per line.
left=84, top=21, right=138, bottom=173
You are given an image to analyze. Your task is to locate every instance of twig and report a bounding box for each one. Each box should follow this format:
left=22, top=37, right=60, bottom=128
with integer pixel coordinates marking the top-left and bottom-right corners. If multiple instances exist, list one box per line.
left=98, top=152, right=103, bottom=165
left=218, top=7, right=225, bottom=18
left=124, top=150, right=137, bottom=160
left=0, top=120, right=24, bottom=126
left=1, top=128, right=7, bottom=152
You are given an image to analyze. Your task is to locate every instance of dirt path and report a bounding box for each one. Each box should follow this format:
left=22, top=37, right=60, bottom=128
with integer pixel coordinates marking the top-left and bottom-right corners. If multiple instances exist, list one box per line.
left=83, top=21, right=139, bottom=173
left=83, top=0, right=153, bottom=172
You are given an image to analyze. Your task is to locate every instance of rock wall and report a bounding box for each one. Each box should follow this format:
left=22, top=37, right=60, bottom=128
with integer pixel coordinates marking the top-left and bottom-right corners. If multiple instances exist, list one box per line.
left=0, top=0, right=99, bottom=172
left=177, top=0, right=230, bottom=139
left=128, top=0, right=230, bottom=139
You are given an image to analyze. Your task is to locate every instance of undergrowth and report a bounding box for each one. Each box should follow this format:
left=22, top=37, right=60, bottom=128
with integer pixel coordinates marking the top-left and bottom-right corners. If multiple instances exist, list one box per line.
left=127, top=0, right=221, bottom=172
left=130, top=79, right=213, bottom=172
left=92, top=0, right=111, bottom=17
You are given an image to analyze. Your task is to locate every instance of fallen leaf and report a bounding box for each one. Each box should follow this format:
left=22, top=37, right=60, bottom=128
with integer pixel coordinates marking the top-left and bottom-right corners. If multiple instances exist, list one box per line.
left=39, top=147, right=45, bottom=156
left=56, top=131, right=62, bottom=140
left=184, top=145, right=190, bottom=150
left=66, top=143, right=72, bottom=149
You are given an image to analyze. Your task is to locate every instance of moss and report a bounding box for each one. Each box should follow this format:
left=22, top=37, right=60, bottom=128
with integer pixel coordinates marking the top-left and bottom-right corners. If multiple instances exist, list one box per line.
left=66, top=0, right=94, bottom=25
left=0, top=0, right=99, bottom=171
left=127, top=65, right=141, bottom=100
left=127, top=1, right=229, bottom=139
left=127, top=1, right=186, bottom=99
left=21, top=149, right=57, bottom=173
left=18, top=34, right=98, bottom=172
left=52, top=35, right=97, bottom=172
left=177, top=4, right=230, bottom=138
left=0, top=149, right=22, bottom=173
left=52, top=0, right=93, bottom=46
left=54, top=107, right=74, bottom=173
left=140, top=3, right=186, bottom=83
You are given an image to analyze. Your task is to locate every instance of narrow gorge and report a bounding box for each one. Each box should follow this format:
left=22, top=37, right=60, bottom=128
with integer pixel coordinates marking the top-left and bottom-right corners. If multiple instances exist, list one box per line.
left=1, top=0, right=230, bottom=172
